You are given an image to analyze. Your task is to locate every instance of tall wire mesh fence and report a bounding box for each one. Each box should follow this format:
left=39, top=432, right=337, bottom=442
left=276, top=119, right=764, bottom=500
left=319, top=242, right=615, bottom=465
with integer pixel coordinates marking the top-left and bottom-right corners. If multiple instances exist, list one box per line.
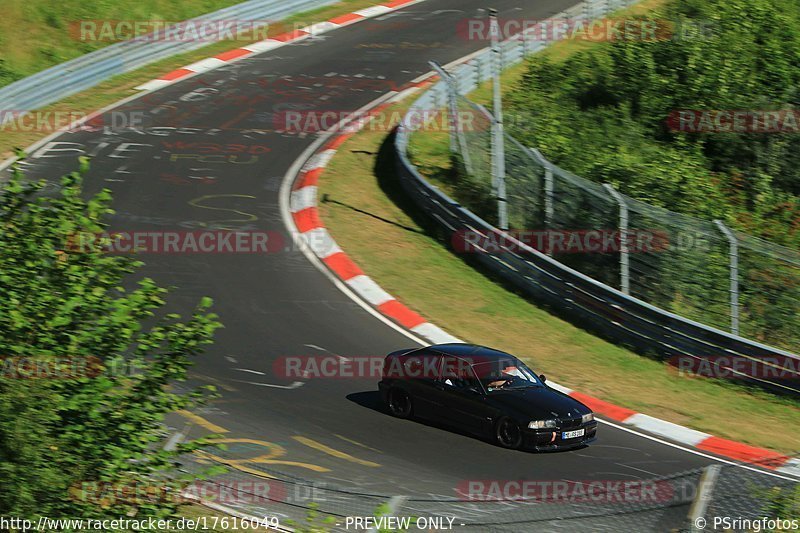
left=180, top=453, right=800, bottom=532
left=401, top=0, right=800, bottom=357
left=439, top=91, right=800, bottom=354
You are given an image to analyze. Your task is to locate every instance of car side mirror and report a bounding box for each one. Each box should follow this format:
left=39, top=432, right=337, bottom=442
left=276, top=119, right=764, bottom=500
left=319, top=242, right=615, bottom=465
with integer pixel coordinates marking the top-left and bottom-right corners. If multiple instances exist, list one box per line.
left=539, top=374, right=547, bottom=383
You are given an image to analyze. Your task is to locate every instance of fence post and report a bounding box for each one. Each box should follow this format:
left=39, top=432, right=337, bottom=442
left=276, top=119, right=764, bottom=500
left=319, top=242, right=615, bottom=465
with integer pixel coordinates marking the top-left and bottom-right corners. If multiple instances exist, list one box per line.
left=430, top=61, right=473, bottom=175
left=687, top=465, right=721, bottom=532
left=544, top=164, right=554, bottom=252
left=603, top=183, right=630, bottom=295
left=368, top=496, right=409, bottom=533
left=430, top=62, right=458, bottom=154
left=526, top=146, right=554, bottom=255
left=714, top=220, right=740, bottom=336
left=521, top=28, right=529, bottom=56
left=490, top=8, right=509, bottom=230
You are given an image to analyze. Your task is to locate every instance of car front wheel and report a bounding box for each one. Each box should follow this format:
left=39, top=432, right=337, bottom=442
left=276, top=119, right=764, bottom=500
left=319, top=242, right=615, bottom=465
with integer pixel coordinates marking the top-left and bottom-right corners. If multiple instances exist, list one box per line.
left=495, top=417, right=523, bottom=449
left=387, top=388, right=413, bottom=419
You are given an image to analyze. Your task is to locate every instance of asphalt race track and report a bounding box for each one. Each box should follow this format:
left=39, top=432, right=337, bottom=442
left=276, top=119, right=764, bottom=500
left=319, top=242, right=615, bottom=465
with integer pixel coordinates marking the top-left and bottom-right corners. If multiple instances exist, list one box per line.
left=4, top=0, right=743, bottom=513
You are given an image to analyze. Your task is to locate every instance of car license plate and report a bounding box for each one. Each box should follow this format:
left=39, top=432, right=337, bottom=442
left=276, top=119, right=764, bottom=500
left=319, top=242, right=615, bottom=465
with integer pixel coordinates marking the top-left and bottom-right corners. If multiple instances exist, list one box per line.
left=562, top=429, right=585, bottom=439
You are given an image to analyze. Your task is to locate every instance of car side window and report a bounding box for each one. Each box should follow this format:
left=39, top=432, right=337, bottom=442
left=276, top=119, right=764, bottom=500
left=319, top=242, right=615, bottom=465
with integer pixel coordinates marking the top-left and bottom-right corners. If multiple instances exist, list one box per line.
left=402, top=351, right=441, bottom=381
left=440, top=356, right=481, bottom=391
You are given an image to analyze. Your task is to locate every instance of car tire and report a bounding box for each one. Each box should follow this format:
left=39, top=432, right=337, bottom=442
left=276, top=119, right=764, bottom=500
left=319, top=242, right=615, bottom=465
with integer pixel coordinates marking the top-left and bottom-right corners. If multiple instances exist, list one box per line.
left=495, top=417, right=523, bottom=449
left=387, top=388, right=413, bottom=419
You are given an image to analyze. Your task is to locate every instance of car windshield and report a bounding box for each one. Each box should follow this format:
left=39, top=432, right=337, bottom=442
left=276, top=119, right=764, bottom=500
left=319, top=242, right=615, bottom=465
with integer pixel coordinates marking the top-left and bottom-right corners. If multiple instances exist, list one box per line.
left=471, top=357, right=543, bottom=391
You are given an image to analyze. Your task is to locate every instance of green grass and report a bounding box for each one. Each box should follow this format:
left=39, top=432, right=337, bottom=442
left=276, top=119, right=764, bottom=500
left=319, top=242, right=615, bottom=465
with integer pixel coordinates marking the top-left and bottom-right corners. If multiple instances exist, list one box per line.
left=0, top=0, right=247, bottom=86
left=318, top=98, right=800, bottom=454
left=0, top=0, right=383, bottom=159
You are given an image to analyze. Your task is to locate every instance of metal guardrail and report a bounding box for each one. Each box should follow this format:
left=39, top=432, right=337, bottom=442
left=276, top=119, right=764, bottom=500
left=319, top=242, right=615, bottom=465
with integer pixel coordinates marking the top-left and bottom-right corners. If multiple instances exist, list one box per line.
left=0, top=0, right=340, bottom=118
left=394, top=0, right=800, bottom=394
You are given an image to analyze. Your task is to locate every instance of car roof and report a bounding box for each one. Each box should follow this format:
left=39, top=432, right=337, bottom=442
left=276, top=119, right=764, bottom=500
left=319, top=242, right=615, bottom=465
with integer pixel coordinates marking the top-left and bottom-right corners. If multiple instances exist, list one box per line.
left=425, top=343, right=517, bottom=362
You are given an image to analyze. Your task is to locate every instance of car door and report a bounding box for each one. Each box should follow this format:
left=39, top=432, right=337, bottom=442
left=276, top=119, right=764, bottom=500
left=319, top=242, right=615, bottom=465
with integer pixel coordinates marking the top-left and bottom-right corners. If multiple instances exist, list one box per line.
left=435, top=356, right=495, bottom=436
left=400, top=350, right=443, bottom=421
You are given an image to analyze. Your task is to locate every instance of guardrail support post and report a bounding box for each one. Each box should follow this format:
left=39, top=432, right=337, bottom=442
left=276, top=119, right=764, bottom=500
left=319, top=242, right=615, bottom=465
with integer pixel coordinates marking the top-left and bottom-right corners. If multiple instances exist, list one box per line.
left=490, top=8, right=509, bottom=230
left=603, top=183, right=630, bottom=295
left=714, top=220, right=740, bottom=336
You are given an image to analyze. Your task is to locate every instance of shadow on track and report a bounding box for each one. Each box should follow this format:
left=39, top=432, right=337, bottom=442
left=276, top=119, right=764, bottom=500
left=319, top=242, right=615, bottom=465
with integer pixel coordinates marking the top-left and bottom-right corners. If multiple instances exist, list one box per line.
left=345, top=391, right=587, bottom=454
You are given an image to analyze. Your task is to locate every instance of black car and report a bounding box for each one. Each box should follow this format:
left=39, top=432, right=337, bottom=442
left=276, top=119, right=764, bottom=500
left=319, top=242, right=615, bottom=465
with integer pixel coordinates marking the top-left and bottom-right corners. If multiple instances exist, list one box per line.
left=377, top=343, right=597, bottom=450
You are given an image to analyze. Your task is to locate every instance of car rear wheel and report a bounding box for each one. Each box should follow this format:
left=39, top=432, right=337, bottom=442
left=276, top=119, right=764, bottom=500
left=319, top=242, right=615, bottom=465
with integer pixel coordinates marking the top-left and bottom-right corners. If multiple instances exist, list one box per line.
left=495, top=417, right=523, bottom=449
left=387, top=388, right=413, bottom=419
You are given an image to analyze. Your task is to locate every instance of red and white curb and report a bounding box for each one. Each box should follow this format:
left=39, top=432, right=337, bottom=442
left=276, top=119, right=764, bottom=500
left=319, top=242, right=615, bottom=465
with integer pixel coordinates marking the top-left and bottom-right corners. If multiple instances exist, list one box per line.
left=289, top=102, right=460, bottom=344
left=135, top=0, right=425, bottom=92
left=286, top=91, right=799, bottom=479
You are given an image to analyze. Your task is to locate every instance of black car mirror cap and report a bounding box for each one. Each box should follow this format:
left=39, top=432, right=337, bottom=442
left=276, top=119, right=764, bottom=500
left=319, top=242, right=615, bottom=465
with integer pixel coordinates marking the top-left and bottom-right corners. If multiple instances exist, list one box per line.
left=539, top=374, right=547, bottom=383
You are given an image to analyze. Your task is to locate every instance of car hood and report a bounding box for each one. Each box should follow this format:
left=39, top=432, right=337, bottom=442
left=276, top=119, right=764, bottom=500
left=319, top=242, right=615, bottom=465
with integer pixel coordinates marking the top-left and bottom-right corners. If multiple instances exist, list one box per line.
left=486, top=387, right=590, bottom=420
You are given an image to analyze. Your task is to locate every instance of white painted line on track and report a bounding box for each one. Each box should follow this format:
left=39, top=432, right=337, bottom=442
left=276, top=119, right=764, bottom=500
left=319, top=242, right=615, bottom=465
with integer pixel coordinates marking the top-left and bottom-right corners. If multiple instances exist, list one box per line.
left=597, top=418, right=800, bottom=482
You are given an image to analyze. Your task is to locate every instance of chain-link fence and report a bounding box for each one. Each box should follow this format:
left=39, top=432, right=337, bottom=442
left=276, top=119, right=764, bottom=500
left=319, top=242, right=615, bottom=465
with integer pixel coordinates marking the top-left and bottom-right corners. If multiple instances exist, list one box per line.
left=400, top=0, right=799, bottom=387
left=443, top=92, right=800, bottom=353
left=181, top=453, right=799, bottom=532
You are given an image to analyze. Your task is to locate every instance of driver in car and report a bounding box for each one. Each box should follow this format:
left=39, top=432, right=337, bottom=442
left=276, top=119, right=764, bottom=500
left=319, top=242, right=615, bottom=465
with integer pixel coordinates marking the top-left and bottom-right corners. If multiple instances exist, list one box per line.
left=487, top=366, right=523, bottom=389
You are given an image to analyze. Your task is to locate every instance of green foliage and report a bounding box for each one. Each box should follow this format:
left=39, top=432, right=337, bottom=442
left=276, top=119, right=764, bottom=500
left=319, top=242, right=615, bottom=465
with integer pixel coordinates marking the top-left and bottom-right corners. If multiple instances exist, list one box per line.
left=506, top=0, right=800, bottom=245
left=0, top=158, right=223, bottom=520
left=499, top=0, right=800, bottom=350
left=284, top=503, right=337, bottom=533
left=760, top=482, right=800, bottom=526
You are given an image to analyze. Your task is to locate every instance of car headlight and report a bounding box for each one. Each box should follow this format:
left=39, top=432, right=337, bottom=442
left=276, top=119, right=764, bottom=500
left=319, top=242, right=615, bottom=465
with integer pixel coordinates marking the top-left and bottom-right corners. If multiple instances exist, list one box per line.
left=528, top=419, right=557, bottom=429
left=581, top=413, right=594, bottom=424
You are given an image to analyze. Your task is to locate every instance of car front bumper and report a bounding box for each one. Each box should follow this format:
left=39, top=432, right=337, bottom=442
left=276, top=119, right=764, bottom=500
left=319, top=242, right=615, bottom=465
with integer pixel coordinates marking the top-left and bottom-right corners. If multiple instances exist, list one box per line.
left=524, top=422, right=598, bottom=451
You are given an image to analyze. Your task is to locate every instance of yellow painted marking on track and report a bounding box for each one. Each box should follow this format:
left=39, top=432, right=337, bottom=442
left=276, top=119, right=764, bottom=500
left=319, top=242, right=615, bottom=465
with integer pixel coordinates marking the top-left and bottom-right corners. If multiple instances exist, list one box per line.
left=293, top=436, right=381, bottom=467
left=193, top=453, right=278, bottom=478
left=176, top=410, right=229, bottom=434
left=333, top=434, right=383, bottom=453
left=188, top=194, right=258, bottom=229
left=188, top=372, right=238, bottom=392
left=198, top=438, right=330, bottom=473
left=252, top=460, right=331, bottom=472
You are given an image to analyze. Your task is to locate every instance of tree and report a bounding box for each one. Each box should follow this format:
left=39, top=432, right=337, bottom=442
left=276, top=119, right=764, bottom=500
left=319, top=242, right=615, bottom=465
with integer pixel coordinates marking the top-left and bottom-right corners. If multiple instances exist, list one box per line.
left=0, top=156, right=223, bottom=521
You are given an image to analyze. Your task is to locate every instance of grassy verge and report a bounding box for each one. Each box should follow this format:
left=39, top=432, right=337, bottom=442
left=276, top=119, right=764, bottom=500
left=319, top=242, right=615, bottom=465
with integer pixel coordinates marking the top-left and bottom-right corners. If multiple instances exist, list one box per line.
left=318, top=98, right=799, bottom=454
left=0, top=0, right=383, bottom=159
left=0, top=0, right=244, bottom=86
